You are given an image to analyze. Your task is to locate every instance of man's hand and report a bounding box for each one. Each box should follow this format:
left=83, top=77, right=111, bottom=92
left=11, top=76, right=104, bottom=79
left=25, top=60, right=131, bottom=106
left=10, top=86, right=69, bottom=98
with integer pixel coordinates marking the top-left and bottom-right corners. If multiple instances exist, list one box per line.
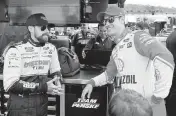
left=47, top=77, right=63, bottom=95
left=54, top=75, right=62, bottom=88
left=81, top=84, right=93, bottom=100
left=82, top=50, right=86, bottom=59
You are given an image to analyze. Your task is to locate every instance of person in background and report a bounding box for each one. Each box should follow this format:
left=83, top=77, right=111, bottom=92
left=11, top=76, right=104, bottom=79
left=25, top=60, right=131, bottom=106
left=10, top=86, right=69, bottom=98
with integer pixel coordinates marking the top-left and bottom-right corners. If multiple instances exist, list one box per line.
left=71, top=23, right=89, bottom=53
left=65, top=27, right=75, bottom=48
left=109, top=89, right=153, bottom=116
left=81, top=5, right=174, bottom=116
left=73, top=26, right=81, bottom=34
left=82, top=23, right=116, bottom=59
left=161, top=23, right=168, bottom=33
left=165, top=24, right=176, bottom=116
left=48, top=23, right=57, bottom=39
left=66, top=27, right=75, bottom=41
left=3, top=13, right=63, bottom=116
left=136, top=22, right=149, bottom=33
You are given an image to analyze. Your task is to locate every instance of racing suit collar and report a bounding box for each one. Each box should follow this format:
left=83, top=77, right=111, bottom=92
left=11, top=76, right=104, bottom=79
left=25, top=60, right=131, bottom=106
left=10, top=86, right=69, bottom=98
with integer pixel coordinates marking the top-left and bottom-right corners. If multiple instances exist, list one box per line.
left=28, top=36, right=45, bottom=47
left=119, top=28, right=130, bottom=39
left=117, top=28, right=131, bottom=44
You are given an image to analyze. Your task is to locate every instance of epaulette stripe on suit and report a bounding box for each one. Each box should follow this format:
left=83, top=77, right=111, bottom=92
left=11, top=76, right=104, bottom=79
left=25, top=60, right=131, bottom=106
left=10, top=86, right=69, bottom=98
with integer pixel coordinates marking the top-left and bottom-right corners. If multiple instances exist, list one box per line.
left=13, top=41, right=24, bottom=46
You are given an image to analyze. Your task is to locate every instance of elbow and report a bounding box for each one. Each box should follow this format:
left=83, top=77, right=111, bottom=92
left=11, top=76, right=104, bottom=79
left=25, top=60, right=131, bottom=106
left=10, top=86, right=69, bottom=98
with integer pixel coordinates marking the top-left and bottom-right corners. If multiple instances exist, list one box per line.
left=3, top=77, right=19, bottom=93
left=3, top=83, right=11, bottom=92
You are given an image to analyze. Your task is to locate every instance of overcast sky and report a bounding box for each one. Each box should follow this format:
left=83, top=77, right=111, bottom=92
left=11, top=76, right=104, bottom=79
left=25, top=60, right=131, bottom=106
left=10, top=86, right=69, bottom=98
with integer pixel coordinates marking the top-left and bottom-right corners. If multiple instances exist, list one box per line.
left=125, top=0, right=176, bottom=8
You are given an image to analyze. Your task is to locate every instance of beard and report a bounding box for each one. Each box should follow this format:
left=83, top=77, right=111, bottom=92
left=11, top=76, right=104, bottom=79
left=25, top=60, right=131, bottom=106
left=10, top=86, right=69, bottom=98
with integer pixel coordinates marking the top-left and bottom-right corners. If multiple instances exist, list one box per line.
left=36, top=33, right=49, bottom=44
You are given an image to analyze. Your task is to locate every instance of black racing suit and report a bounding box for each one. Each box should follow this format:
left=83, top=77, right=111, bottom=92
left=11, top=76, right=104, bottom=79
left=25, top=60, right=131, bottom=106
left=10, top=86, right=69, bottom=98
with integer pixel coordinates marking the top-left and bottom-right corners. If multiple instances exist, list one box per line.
left=3, top=37, right=61, bottom=116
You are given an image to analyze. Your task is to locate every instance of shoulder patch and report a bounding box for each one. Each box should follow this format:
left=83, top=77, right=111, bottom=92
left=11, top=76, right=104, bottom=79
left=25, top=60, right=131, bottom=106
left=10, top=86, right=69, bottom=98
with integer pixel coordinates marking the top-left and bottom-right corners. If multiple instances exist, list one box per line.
left=134, top=31, right=155, bottom=46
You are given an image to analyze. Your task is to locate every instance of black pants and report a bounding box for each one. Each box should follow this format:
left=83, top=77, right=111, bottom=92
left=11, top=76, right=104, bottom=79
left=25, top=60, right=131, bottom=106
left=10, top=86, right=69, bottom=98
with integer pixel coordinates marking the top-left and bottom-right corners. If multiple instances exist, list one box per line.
left=7, top=93, right=48, bottom=116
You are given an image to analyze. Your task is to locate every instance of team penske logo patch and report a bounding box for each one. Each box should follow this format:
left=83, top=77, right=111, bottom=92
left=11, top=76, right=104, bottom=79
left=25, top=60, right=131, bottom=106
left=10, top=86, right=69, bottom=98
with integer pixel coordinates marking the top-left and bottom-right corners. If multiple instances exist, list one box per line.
left=72, top=98, right=100, bottom=109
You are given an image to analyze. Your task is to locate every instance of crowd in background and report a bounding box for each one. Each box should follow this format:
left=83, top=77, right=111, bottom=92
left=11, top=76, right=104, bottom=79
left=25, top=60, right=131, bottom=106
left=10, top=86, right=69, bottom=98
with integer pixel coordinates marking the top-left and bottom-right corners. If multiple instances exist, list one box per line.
left=47, top=15, right=176, bottom=40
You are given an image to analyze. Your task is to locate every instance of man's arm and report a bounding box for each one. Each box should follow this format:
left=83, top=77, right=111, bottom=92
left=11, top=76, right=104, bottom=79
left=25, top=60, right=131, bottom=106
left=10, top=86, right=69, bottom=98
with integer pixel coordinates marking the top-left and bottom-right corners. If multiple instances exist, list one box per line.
left=3, top=48, right=47, bottom=94
left=87, top=55, right=118, bottom=87
left=134, top=31, right=175, bottom=100
left=81, top=47, right=119, bottom=99
left=49, top=46, right=62, bottom=83
left=82, top=38, right=96, bottom=59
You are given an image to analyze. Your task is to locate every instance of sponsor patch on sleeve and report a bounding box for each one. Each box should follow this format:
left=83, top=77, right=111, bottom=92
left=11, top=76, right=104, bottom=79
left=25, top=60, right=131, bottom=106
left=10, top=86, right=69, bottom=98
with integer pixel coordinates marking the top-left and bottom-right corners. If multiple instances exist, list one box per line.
left=139, top=33, right=155, bottom=46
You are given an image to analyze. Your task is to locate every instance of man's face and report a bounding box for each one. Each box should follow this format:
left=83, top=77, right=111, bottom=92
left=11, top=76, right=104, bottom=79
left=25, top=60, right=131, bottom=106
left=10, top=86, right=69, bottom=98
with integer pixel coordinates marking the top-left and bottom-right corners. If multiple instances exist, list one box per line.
left=66, top=27, right=72, bottom=36
left=33, top=25, right=49, bottom=43
left=104, top=15, right=123, bottom=37
left=99, top=26, right=107, bottom=39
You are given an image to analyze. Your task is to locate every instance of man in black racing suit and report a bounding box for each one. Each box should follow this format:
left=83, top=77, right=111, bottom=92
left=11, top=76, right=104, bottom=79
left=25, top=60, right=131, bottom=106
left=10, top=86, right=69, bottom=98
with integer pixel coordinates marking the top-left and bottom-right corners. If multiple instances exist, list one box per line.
left=3, top=13, right=63, bottom=116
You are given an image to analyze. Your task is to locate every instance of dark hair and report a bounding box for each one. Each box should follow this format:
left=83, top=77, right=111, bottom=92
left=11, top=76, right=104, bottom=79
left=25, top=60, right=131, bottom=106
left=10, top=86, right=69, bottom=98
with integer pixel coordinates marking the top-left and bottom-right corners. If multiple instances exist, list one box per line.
left=98, top=23, right=105, bottom=30
left=109, top=89, right=153, bottom=116
left=47, top=23, right=55, bottom=30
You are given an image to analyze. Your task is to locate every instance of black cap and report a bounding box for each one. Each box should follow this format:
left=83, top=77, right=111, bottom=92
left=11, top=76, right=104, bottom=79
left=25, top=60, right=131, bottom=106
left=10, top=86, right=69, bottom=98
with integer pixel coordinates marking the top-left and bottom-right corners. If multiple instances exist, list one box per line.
left=26, top=13, right=48, bottom=26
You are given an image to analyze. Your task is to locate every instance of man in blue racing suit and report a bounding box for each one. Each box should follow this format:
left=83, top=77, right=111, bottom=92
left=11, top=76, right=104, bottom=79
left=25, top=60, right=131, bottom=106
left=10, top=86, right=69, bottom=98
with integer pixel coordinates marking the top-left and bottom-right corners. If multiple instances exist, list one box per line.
left=81, top=5, right=175, bottom=116
left=3, top=13, right=63, bottom=116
